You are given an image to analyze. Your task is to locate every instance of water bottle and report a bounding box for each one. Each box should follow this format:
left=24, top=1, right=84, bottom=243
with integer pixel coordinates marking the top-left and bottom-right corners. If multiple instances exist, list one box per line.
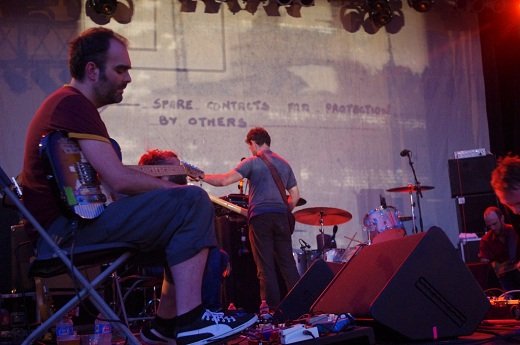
left=55, top=315, right=74, bottom=341
left=259, top=300, right=269, bottom=315
left=94, top=313, right=112, bottom=345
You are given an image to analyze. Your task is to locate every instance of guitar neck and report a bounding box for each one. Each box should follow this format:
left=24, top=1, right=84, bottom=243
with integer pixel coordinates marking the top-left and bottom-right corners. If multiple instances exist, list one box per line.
left=208, top=193, right=248, bottom=217
left=126, top=164, right=186, bottom=177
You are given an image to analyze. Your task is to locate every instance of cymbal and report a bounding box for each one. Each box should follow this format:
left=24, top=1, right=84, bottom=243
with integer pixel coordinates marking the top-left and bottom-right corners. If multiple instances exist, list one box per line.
left=386, top=185, right=434, bottom=193
left=398, top=216, right=413, bottom=222
left=293, top=207, right=352, bottom=226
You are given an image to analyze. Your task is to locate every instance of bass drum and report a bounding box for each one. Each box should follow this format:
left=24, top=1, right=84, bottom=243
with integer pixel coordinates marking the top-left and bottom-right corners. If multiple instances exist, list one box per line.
left=363, top=206, right=404, bottom=233
left=363, top=206, right=405, bottom=243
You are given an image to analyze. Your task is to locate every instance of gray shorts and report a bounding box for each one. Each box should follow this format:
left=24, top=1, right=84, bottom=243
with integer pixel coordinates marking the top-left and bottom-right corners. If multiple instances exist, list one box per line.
left=38, top=185, right=216, bottom=267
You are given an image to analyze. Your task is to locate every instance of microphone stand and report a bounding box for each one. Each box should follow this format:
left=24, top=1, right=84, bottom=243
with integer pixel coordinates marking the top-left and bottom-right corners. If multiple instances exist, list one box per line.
left=405, top=153, right=424, bottom=232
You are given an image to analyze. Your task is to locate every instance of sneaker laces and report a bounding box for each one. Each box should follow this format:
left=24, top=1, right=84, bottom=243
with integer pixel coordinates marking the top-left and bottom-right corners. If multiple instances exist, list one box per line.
left=202, top=309, right=237, bottom=324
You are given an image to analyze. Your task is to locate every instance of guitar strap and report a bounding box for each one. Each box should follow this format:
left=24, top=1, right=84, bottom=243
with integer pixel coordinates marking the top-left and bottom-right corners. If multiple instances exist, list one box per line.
left=257, top=151, right=290, bottom=210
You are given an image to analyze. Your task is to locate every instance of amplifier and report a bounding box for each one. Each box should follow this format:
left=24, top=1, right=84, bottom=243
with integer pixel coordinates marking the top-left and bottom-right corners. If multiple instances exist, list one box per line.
left=454, top=148, right=487, bottom=159
left=448, top=155, right=496, bottom=197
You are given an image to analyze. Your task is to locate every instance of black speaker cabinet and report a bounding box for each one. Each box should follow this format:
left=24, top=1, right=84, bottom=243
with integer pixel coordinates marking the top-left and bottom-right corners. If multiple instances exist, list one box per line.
left=311, top=227, right=490, bottom=341
left=456, top=193, right=498, bottom=236
left=273, top=259, right=342, bottom=322
left=448, top=155, right=496, bottom=197
left=215, top=215, right=259, bottom=313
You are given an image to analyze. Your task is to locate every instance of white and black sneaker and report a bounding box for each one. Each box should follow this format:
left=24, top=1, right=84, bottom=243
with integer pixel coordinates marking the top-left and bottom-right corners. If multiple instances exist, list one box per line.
left=176, top=309, right=258, bottom=345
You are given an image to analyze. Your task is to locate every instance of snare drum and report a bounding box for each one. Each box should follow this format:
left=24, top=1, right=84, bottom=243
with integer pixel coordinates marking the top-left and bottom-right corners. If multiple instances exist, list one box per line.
left=324, top=248, right=347, bottom=263
left=363, top=206, right=404, bottom=233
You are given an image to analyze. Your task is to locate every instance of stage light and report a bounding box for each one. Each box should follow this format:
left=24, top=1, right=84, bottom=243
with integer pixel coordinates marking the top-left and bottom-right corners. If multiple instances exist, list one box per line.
left=277, top=0, right=293, bottom=6
left=298, top=0, right=314, bottom=6
left=86, top=0, right=118, bottom=16
left=407, top=0, right=434, bottom=12
left=366, top=0, right=392, bottom=26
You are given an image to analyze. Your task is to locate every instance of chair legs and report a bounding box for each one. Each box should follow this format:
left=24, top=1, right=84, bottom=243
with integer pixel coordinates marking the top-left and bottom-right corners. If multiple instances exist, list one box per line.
left=114, top=273, right=162, bottom=327
left=22, top=251, right=141, bottom=345
left=1, top=171, right=141, bottom=345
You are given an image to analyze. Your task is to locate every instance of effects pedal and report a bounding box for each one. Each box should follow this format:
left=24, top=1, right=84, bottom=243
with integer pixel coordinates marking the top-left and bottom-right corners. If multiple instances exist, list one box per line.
left=487, top=298, right=520, bottom=319
left=280, top=324, right=319, bottom=344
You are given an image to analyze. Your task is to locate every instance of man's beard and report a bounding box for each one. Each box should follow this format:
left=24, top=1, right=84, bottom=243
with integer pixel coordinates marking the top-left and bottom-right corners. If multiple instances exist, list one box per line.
left=97, top=72, right=124, bottom=105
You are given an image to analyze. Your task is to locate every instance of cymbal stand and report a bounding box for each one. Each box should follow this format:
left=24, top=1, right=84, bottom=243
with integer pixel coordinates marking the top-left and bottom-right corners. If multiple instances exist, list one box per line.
left=318, top=211, right=326, bottom=257
left=365, top=226, right=372, bottom=245
left=405, top=153, right=424, bottom=232
left=407, top=189, right=417, bottom=234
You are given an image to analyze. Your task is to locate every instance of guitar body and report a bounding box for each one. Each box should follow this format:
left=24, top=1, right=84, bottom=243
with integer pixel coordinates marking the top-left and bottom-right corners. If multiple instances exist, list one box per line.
left=288, top=211, right=296, bottom=235
left=40, top=131, right=107, bottom=219
left=40, top=131, right=206, bottom=220
left=492, top=261, right=518, bottom=278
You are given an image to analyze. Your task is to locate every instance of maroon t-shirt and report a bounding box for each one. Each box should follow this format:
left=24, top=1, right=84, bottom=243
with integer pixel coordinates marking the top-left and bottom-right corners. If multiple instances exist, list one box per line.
left=22, top=85, right=110, bottom=228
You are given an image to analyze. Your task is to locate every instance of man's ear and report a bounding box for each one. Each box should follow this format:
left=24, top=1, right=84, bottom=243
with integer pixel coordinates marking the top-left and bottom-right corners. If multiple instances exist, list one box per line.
left=85, top=61, right=99, bottom=81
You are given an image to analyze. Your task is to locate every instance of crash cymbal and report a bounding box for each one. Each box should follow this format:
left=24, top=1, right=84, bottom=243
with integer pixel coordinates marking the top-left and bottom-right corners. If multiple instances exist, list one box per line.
left=293, top=207, right=352, bottom=226
left=386, top=185, right=434, bottom=193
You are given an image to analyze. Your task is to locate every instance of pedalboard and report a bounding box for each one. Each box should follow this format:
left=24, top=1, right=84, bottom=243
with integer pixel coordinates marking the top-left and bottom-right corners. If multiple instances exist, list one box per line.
left=487, top=298, right=520, bottom=320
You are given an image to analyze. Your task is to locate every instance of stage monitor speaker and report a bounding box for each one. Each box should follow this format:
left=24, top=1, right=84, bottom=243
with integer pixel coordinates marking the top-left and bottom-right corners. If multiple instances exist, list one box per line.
left=448, top=155, right=496, bottom=197
left=311, top=227, right=490, bottom=341
left=273, top=259, right=342, bottom=322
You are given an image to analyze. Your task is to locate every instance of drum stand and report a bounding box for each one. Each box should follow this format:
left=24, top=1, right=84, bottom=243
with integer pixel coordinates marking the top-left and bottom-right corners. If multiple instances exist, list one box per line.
left=366, top=228, right=373, bottom=245
left=407, top=189, right=418, bottom=234
left=318, top=211, right=326, bottom=258
left=404, top=154, right=424, bottom=233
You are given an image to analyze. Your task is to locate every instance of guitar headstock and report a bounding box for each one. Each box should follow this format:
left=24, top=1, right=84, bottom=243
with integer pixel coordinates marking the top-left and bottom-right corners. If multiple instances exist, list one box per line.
left=181, top=161, right=204, bottom=180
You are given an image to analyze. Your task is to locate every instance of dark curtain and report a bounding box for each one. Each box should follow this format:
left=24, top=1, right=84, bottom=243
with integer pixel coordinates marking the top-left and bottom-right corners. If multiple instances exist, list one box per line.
left=480, top=6, right=520, bottom=157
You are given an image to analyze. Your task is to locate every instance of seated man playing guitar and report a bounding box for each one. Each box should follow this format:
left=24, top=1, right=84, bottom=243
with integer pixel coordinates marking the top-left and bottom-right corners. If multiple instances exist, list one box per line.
left=21, top=27, right=256, bottom=345
left=478, top=206, right=520, bottom=291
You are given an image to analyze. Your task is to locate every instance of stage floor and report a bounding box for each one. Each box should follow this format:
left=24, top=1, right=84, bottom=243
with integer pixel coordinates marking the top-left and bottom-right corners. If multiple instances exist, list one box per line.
left=223, top=319, right=520, bottom=345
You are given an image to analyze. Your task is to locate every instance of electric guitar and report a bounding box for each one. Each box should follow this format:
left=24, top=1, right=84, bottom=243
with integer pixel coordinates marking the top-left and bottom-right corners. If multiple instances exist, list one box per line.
left=39, top=131, right=203, bottom=219
left=491, top=260, right=520, bottom=278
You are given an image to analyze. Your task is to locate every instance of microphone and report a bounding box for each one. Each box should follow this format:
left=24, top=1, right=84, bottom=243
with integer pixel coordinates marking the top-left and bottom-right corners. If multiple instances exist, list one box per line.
left=330, top=225, right=338, bottom=249
left=380, top=195, right=387, bottom=209
left=400, top=149, right=411, bottom=157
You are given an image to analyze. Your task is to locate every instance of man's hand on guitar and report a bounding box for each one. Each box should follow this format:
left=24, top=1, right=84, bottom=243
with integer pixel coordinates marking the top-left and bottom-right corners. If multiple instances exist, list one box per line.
left=188, top=173, right=205, bottom=182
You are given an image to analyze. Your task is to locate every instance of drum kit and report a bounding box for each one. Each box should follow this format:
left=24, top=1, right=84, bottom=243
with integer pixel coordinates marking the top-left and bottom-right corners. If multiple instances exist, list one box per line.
left=292, top=206, right=352, bottom=275
left=292, top=183, right=434, bottom=273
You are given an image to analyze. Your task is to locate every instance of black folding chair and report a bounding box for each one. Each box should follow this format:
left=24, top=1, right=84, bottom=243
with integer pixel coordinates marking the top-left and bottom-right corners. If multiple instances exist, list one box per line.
left=0, top=164, right=142, bottom=345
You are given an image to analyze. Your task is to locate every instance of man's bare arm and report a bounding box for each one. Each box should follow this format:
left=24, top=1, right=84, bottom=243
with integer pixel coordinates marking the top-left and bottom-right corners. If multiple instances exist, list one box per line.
left=79, top=139, right=176, bottom=195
